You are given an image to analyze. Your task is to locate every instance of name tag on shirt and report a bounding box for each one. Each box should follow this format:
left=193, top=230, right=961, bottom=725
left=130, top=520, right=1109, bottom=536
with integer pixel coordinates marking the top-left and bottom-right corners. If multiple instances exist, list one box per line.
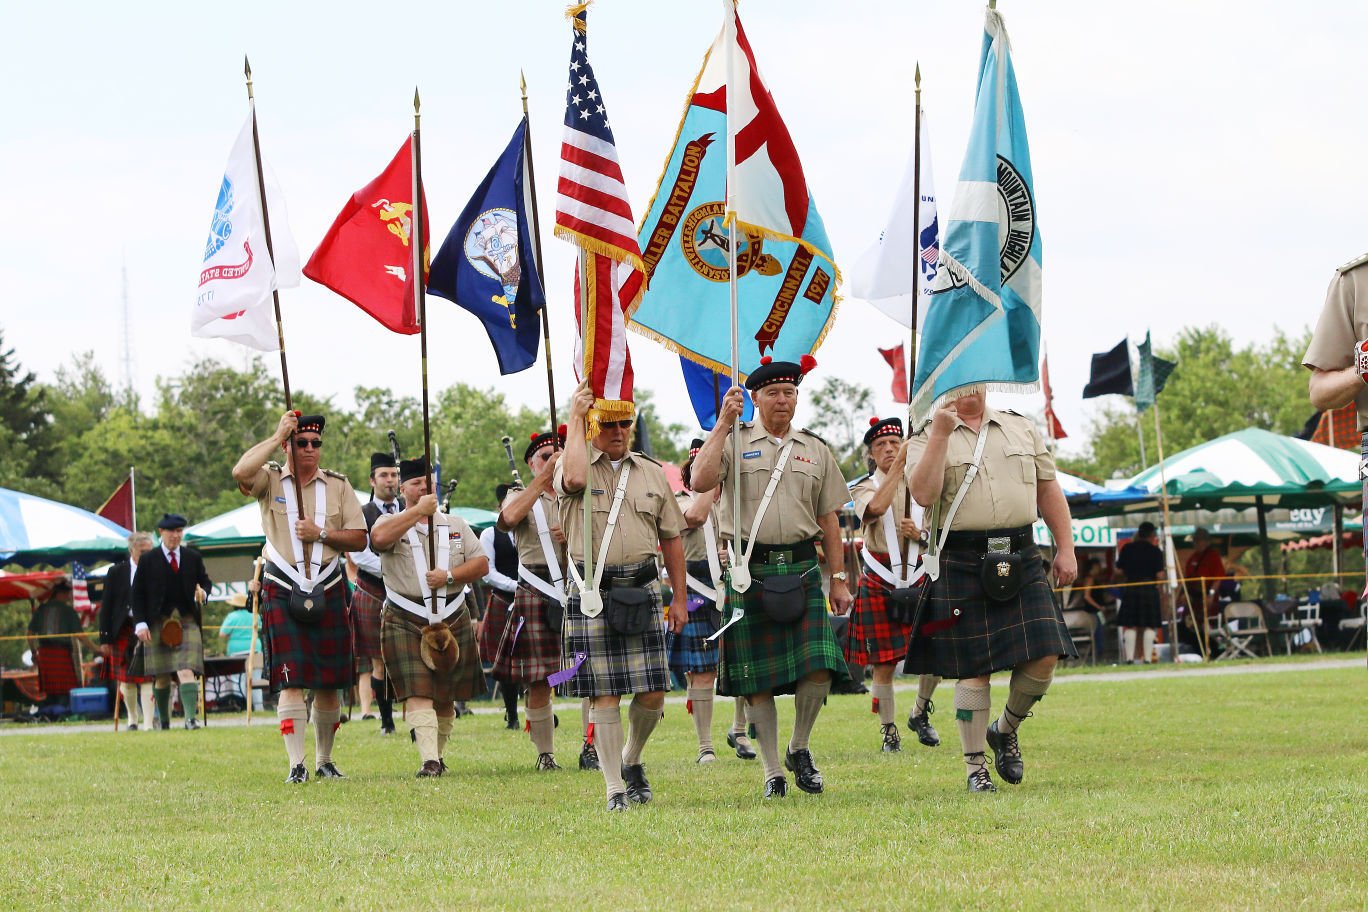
left=275, top=496, right=287, bottom=503
left=591, top=489, right=606, bottom=495
left=743, top=450, right=762, bottom=459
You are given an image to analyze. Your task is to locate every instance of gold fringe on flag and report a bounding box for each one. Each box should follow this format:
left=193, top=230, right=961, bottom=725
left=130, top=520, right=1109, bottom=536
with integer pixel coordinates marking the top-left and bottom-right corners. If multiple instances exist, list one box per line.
left=586, top=399, right=635, bottom=440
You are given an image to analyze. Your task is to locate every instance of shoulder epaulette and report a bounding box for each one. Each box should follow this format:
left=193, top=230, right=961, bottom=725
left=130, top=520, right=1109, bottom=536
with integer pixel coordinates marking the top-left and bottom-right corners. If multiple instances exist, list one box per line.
left=798, top=427, right=829, bottom=445
left=630, top=450, right=663, bottom=467
left=1338, top=251, right=1368, bottom=274
left=321, top=468, right=349, bottom=481
left=1002, top=409, right=1024, bottom=417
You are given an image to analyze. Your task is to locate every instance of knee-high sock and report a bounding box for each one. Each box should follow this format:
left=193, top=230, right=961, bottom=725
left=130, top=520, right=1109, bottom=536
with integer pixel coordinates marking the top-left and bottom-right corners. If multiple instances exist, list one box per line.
left=501, top=683, right=519, bottom=724
left=277, top=699, right=308, bottom=768
left=138, top=683, right=155, bottom=730
left=590, top=705, right=625, bottom=798
left=687, top=687, right=715, bottom=752
left=999, top=667, right=1053, bottom=735
left=436, top=712, right=455, bottom=758
left=788, top=677, right=831, bottom=753
left=1142, top=628, right=1157, bottom=662
left=871, top=682, right=896, bottom=725
left=746, top=696, right=783, bottom=781
left=1123, top=628, right=1138, bottom=662
left=178, top=682, right=199, bottom=723
left=582, top=698, right=593, bottom=740
left=119, top=683, right=139, bottom=724
left=915, top=675, right=941, bottom=716
left=154, top=685, right=171, bottom=727
left=954, top=680, right=992, bottom=775
left=372, top=677, right=394, bottom=729
left=409, top=708, right=439, bottom=763
left=731, top=696, right=747, bottom=734
left=623, top=698, right=663, bottom=766
left=312, top=705, right=340, bottom=765
left=526, top=702, right=555, bottom=755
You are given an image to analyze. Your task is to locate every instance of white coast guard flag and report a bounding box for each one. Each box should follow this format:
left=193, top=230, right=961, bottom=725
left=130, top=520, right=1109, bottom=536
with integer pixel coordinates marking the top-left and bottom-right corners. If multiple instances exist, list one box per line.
left=910, top=8, right=1043, bottom=424
left=850, top=113, right=939, bottom=330
left=192, top=117, right=299, bottom=351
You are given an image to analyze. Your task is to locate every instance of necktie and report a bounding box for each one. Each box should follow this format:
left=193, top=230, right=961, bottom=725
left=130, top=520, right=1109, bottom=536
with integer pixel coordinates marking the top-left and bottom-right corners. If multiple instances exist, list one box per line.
left=170, top=551, right=179, bottom=573
left=385, top=503, right=395, bottom=514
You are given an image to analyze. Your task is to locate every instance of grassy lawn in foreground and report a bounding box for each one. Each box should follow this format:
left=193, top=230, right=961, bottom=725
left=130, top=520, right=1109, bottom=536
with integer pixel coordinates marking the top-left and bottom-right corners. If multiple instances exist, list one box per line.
left=1, top=663, right=1364, bottom=912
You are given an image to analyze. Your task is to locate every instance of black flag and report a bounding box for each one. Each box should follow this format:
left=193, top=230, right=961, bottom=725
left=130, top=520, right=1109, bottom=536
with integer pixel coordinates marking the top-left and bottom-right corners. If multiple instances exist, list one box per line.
left=1082, top=340, right=1134, bottom=399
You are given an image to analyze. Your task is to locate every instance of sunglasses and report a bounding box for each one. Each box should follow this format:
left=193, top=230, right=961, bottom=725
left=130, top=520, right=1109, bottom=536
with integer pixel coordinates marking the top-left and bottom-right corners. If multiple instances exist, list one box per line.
left=601, top=420, right=633, bottom=429
left=292, top=438, right=323, bottom=449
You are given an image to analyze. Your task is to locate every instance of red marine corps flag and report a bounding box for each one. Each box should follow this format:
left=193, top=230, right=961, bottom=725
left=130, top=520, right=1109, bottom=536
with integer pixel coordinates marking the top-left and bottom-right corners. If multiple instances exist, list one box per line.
left=304, top=138, right=430, bottom=334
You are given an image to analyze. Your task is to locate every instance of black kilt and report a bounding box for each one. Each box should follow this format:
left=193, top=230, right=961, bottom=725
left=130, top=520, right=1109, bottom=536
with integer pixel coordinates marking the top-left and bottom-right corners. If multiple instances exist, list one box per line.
left=261, top=569, right=352, bottom=692
left=903, top=546, right=1077, bottom=679
left=1117, top=585, right=1163, bottom=628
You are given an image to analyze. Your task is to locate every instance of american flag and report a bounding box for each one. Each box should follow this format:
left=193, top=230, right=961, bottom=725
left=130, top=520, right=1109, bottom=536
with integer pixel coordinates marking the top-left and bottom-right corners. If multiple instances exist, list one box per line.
left=72, top=562, right=94, bottom=624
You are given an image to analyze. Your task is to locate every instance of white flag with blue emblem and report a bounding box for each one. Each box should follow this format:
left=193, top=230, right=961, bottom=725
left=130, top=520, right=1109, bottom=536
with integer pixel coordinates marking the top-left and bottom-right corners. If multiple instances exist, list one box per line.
left=910, top=8, right=1041, bottom=423
left=191, top=117, right=299, bottom=352
left=850, top=112, right=938, bottom=330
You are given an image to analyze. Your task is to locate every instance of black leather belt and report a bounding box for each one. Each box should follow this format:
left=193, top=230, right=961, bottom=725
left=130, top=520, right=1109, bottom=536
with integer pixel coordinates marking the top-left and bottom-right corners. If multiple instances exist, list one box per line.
left=942, top=525, right=1034, bottom=555
left=357, top=570, right=384, bottom=591
left=572, top=562, right=658, bottom=590
left=746, top=541, right=817, bottom=566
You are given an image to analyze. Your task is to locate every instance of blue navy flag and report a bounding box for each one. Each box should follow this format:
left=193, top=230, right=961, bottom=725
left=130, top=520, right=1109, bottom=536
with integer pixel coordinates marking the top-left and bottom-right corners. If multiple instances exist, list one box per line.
left=680, top=356, right=753, bottom=431
left=428, top=118, right=545, bottom=374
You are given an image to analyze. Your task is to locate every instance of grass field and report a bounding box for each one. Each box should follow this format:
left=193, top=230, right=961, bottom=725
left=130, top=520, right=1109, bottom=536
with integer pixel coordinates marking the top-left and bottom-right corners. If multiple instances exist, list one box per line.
left=2, top=658, right=1364, bottom=911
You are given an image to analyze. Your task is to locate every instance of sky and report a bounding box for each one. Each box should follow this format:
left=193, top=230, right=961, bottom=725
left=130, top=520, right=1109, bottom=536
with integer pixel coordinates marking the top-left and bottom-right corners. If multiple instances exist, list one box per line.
left=4, top=0, right=1365, bottom=465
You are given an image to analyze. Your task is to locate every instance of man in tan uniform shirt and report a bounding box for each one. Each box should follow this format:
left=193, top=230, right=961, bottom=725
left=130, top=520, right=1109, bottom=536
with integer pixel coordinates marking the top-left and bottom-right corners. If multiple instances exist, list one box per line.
left=555, top=380, right=688, bottom=811
left=232, top=411, right=366, bottom=784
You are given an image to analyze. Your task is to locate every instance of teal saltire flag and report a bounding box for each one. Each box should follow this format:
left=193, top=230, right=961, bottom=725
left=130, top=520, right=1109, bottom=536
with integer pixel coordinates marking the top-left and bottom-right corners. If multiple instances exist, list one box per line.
left=1134, top=331, right=1177, bottom=412
left=628, top=4, right=839, bottom=380
left=910, top=6, right=1042, bottom=423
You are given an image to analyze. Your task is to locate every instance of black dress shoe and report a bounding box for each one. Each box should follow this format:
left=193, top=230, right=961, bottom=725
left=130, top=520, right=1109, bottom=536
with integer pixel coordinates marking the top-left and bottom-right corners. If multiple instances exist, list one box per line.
left=127, top=723, right=138, bottom=732
left=285, top=764, right=309, bottom=784
left=160, top=718, right=170, bottom=731
left=880, top=722, right=902, bottom=753
left=622, top=763, right=653, bottom=804
left=315, top=761, right=346, bottom=779
left=415, top=760, right=443, bottom=778
left=967, top=764, right=998, bottom=793
left=606, top=792, right=629, bottom=812
left=504, top=709, right=519, bottom=731
left=908, top=703, right=942, bottom=747
left=380, top=724, right=395, bottom=736
left=535, top=752, right=561, bottom=771
left=985, top=720, right=1023, bottom=785
left=697, top=748, right=717, bottom=765
left=184, top=719, right=200, bottom=731
left=361, top=713, right=377, bottom=721
left=763, top=776, right=788, bottom=799
left=579, top=741, right=600, bottom=771
left=726, top=731, right=757, bottom=760
left=438, top=758, right=447, bottom=774
left=785, top=748, right=824, bottom=794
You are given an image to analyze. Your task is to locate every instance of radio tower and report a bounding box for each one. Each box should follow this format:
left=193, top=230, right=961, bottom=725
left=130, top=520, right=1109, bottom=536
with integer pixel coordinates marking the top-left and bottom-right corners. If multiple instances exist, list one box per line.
left=120, top=258, right=136, bottom=402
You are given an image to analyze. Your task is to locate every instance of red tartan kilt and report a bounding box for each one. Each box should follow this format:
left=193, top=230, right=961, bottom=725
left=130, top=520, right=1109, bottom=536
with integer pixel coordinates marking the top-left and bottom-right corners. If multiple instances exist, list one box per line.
left=490, top=583, right=563, bottom=684
left=37, top=643, right=81, bottom=698
left=845, top=566, right=913, bottom=666
left=261, top=574, right=353, bottom=691
left=351, top=576, right=385, bottom=660
left=479, top=590, right=512, bottom=663
left=109, top=623, right=151, bottom=683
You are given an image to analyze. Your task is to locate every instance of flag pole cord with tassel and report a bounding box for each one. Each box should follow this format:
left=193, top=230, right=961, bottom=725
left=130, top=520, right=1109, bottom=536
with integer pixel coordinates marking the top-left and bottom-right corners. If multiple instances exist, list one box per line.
left=245, top=56, right=307, bottom=549
left=521, top=71, right=560, bottom=444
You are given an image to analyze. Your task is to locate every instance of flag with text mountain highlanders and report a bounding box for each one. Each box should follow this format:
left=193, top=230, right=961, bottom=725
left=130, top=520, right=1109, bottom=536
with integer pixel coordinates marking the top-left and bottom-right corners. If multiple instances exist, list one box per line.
left=429, top=118, right=545, bottom=375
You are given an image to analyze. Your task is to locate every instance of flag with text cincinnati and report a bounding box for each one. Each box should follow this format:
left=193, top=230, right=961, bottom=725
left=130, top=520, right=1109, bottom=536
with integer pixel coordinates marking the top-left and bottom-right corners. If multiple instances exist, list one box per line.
left=429, top=118, right=545, bottom=375
left=628, top=4, right=839, bottom=381
left=910, top=8, right=1042, bottom=422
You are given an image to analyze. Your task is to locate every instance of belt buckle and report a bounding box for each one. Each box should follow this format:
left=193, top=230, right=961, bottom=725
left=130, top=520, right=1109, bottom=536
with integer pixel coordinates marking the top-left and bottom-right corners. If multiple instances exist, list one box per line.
left=773, top=550, right=792, bottom=566
left=986, top=536, right=1012, bottom=554
left=610, top=575, right=635, bottom=589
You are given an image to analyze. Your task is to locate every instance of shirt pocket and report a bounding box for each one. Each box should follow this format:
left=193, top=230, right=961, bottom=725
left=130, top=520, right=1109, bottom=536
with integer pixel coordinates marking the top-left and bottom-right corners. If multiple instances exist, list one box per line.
left=1004, top=445, right=1037, bottom=484
left=739, top=456, right=772, bottom=503
left=789, top=459, right=822, bottom=505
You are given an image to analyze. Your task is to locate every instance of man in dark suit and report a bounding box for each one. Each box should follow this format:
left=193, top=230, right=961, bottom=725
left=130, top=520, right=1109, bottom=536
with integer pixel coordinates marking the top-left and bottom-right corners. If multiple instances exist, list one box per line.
left=133, top=514, right=212, bottom=730
left=98, top=531, right=155, bottom=729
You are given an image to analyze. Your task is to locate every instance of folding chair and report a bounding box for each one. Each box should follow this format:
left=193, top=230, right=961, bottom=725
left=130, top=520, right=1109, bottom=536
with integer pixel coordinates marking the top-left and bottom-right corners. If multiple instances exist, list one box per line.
left=1219, top=602, right=1271, bottom=659
left=1276, top=597, right=1324, bottom=654
left=1062, top=610, right=1097, bottom=665
left=1338, top=597, right=1366, bottom=651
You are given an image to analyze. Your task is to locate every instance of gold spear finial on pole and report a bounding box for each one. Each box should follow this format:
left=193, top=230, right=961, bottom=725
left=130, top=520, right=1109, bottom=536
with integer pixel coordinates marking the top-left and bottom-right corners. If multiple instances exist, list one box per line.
left=915, top=62, right=921, bottom=94
left=244, top=55, right=254, bottom=100
left=413, top=86, right=421, bottom=119
left=520, top=68, right=528, bottom=105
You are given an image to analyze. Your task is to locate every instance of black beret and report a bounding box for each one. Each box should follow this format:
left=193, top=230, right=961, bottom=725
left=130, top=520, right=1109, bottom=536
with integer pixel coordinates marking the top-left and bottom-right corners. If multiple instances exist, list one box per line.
left=863, top=416, right=904, bottom=447
left=398, top=457, right=429, bottom=484
left=296, top=415, right=325, bottom=435
left=156, top=513, right=188, bottom=530
left=525, top=424, right=568, bottom=463
left=744, top=354, right=817, bottom=392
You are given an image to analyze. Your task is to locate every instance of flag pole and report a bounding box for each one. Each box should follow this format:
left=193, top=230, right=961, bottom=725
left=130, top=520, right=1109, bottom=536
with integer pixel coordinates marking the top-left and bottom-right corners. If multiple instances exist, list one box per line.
left=244, top=57, right=307, bottom=538
left=578, top=252, right=594, bottom=592
left=128, top=466, right=137, bottom=532
left=1150, top=395, right=1180, bottom=662
left=412, top=88, right=439, bottom=618
left=725, top=1, right=743, bottom=584
left=521, top=70, right=561, bottom=444
left=899, top=63, right=923, bottom=569
left=244, top=556, right=263, bottom=726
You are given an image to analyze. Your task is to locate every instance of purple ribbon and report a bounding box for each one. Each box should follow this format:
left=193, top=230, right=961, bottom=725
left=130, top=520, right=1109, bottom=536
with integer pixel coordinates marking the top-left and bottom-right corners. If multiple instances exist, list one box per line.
left=687, top=594, right=706, bottom=614
left=508, top=616, right=526, bottom=653
left=547, top=652, right=587, bottom=687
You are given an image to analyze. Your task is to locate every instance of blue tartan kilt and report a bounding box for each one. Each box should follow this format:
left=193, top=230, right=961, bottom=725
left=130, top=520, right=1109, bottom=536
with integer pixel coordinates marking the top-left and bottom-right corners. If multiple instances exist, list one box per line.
left=668, top=560, right=722, bottom=673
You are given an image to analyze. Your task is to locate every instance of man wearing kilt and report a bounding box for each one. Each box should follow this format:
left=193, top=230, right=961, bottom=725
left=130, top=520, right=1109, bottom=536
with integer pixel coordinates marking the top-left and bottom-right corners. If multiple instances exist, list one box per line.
left=904, top=392, right=1077, bottom=792
left=555, top=380, right=688, bottom=812
left=132, top=514, right=212, bottom=730
left=370, top=458, right=487, bottom=778
left=495, top=426, right=576, bottom=771
left=847, top=417, right=942, bottom=753
left=232, top=412, right=367, bottom=783
left=98, top=531, right=155, bottom=729
left=27, top=579, right=89, bottom=707
left=670, top=440, right=755, bottom=764
left=353, top=451, right=401, bottom=734
left=693, top=356, right=854, bottom=800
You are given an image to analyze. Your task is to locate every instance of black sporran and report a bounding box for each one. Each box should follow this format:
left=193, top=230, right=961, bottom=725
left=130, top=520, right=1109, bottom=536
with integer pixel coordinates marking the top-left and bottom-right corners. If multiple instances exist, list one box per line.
left=288, top=583, right=326, bottom=625
left=604, top=587, right=653, bottom=637
left=759, top=574, right=806, bottom=624
left=543, top=596, right=565, bottom=635
left=886, top=585, right=922, bottom=625
left=980, top=550, right=1024, bottom=602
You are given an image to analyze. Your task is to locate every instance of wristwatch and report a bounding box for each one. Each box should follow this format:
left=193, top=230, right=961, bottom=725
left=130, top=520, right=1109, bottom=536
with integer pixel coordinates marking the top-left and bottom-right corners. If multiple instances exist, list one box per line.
left=318, top=528, right=329, bottom=543
left=831, top=571, right=849, bottom=582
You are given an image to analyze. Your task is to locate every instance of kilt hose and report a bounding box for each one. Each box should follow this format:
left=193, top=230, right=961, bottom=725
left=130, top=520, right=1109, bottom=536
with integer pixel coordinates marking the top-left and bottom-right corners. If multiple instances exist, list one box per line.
left=110, top=622, right=151, bottom=684
left=846, top=555, right=913, bottom=666
left=1117, top=586, right=1163, bottom=629
left=667, top=559, right=721, bottom=674
left=479, top=590, right=512, bottom=667
left=36, top=643, right=81, bottom=698
left=261, top=571, right=352, bottom=692
left=716, top=558, right=849, bottom=698
left=490, top=580, right=563, bottom=685
left=559, top=572, right=670, bottom=699
left=902, top=545, right=1077, bottom=680
left=381, top=603, right=482, bottom=704
left=144, top=616, right=205, bottom=677
left=351, top=575, right=385, bottom=662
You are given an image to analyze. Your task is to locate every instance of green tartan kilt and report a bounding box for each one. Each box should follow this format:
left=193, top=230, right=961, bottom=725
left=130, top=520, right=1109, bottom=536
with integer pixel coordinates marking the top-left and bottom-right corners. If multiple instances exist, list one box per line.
left=144, top=615, right=204, bottom=677
left=716, top=558, right=849, bottom=697
left=380, top=602, right=482, bottom=704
